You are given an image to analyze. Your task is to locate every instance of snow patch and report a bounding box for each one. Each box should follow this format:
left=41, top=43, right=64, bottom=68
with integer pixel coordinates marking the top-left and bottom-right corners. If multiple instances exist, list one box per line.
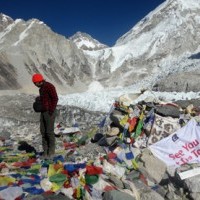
left=87, top=81, right=104, bottom=92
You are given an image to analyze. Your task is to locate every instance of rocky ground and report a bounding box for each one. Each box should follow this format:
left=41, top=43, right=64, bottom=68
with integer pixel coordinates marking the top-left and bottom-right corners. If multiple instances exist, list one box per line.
left=0, top=93, right=104, bottom=148
left=1, top=93, right=200, bottom=199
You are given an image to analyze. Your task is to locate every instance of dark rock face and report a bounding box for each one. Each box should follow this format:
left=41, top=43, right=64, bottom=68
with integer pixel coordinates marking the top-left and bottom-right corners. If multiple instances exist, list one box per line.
left=0, top=58, right=21, bottom=89
left=155, top=104, right=181, bottom=118
left=153, top=72, right=200, bottom=92
left=174, top=99, right=200, bottom=109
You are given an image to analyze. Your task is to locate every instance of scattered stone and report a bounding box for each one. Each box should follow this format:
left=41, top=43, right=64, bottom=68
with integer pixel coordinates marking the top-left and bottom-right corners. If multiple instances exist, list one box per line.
left=102, top=190, right=135, bottom=200
left=138, top=149, right=166, bottom=183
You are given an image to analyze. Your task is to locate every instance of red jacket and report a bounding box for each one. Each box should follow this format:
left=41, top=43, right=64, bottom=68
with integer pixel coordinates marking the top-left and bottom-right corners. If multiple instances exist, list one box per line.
left=39, top=81, right=58, bottom=114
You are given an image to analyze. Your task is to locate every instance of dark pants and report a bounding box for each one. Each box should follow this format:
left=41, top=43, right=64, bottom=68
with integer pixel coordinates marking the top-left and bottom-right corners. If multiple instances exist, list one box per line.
left=40, top=111, right=56, bottom=155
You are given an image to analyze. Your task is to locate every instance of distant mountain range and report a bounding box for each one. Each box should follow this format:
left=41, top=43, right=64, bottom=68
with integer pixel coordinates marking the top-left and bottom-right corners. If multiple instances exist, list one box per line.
left=1, top=0, right=200, bottom=93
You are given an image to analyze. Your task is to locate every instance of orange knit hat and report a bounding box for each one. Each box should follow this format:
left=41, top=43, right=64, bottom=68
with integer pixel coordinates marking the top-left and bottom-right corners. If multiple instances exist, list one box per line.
left=32, top=73, right=44, bottom=83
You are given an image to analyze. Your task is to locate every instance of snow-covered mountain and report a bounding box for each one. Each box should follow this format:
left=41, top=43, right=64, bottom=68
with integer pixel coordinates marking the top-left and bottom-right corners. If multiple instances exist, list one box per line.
left=70, top=31, right=108, bottom=51
left=0, top=13, right=13, bottom=31
left=83, top=0, right=200, bottom=90
left=0, top=14, right=93, bottom=93
left=1, top=0, right=200, bottom=93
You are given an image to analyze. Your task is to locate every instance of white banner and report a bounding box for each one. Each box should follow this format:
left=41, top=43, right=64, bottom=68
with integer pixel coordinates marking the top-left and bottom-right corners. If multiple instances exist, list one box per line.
left=149, top=118, right=200, bottom=167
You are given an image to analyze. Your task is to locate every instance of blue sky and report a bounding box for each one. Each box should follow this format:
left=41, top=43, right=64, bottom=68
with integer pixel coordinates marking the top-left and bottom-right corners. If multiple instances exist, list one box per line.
left=1, top=0, right=165, bottom=46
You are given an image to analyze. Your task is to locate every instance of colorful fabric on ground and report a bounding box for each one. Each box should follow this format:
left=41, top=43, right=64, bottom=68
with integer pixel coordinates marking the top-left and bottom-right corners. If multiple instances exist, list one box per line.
left=147, top=114, right=180, bottom=146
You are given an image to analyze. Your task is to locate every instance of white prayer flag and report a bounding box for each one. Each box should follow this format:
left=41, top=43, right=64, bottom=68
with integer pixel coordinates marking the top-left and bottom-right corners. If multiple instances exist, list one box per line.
left=149, top=119, right=200, bottom=167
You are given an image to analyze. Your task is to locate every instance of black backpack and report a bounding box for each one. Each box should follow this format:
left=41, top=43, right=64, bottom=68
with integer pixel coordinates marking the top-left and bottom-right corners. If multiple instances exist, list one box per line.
left=33, top=96, right=43, bottom=112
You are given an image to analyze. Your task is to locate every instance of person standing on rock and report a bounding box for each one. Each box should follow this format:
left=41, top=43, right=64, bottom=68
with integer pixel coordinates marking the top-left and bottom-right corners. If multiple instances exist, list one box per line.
left=32, top=73, right=58, bottom=159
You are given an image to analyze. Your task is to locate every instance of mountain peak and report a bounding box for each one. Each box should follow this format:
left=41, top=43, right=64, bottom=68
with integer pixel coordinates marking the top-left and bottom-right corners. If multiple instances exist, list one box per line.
left=0, top=13, right=13, bottom=22
left=70, top=31, right=108, bottom=51
left=0, top=13, right=14, bottom=31
left=116, top=0, right=200, bottom=46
